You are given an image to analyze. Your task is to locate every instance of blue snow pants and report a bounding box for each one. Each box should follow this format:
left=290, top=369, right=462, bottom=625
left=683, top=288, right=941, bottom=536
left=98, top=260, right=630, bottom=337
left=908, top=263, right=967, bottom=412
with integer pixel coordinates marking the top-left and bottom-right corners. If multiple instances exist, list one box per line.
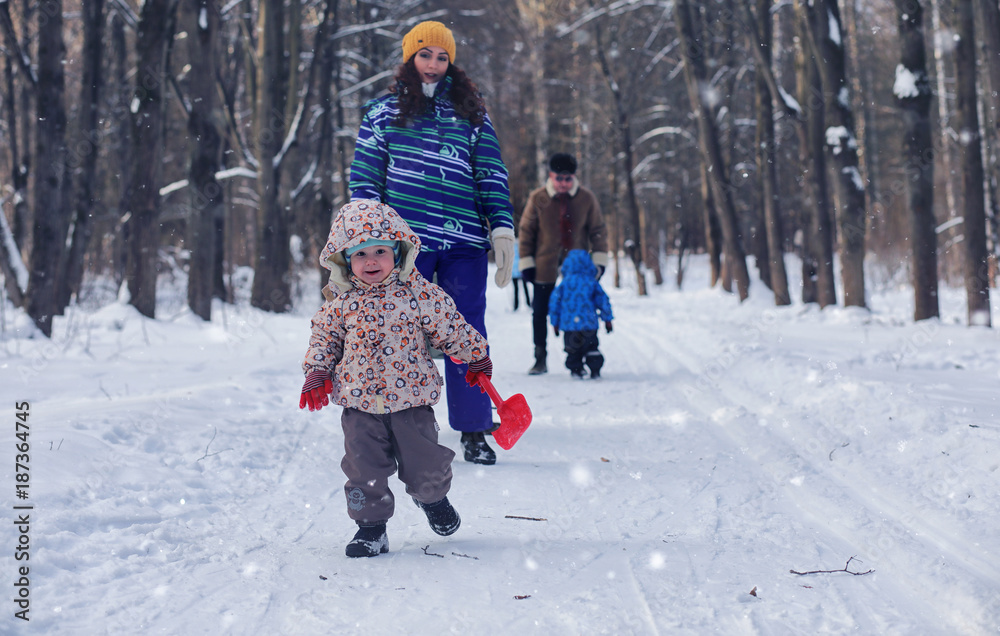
left=414, top=247, right=492, bottom=433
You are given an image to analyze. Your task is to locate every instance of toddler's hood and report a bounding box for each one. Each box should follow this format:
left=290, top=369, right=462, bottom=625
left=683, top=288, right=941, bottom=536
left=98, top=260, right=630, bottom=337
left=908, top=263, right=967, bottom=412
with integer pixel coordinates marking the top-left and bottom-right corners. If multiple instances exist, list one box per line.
left=560, top=249, right=596, bottom=278
left=320, top=200, right=421, bottom=297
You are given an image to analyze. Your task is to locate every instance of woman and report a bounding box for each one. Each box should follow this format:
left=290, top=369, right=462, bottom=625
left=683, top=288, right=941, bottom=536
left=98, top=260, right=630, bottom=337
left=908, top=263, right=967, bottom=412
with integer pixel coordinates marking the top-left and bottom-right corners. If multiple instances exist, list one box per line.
left=349, top=20, right=516, bottom=465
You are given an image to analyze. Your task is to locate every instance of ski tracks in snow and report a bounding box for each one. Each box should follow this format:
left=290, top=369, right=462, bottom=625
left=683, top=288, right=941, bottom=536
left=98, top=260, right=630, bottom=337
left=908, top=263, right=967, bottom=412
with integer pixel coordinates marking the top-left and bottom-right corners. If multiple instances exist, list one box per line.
left=618, top=297, right=1000, bottom=633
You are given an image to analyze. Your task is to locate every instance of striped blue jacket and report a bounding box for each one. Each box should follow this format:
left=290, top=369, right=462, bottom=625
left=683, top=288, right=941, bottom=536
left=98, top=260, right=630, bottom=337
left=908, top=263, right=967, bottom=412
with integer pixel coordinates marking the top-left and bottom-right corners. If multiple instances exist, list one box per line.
left=349, top=76, right=515, bottom=252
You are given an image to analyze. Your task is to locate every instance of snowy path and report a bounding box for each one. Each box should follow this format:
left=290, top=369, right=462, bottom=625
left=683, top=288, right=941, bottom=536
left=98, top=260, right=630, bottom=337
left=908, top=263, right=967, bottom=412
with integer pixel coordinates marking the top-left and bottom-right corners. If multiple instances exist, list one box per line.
left=2, top=260, right=999, bottom=634
left=637, top=303, right=1000, bottom=633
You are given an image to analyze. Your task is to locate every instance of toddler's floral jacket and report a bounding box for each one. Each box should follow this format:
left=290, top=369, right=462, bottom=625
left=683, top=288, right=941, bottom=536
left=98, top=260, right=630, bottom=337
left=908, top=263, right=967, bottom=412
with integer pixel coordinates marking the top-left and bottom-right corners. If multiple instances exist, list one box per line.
left=302, top=200, right=489, bottom=414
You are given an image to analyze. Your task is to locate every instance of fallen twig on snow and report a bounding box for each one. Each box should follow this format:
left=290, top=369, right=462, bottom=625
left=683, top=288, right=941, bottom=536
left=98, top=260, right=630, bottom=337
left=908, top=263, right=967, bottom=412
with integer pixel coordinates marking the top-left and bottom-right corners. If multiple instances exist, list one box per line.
left=829, top=441, right=849, bottom=461
left=452, top=552, right=479, bottom=560
left=421, top=545, right=444, bottom=558
left=505, top=515, right=547, bottom=522
left=790, top=556, right=873, bottom=576
left=197, top=426, right=233, bottom=461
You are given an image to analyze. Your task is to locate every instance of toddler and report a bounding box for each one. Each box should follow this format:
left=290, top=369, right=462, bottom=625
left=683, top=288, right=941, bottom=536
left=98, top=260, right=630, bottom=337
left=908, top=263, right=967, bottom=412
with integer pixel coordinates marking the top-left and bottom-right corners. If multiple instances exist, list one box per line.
left=548, top=249, right=614, bottom=378
left=299, top=200, right=491, bottom=557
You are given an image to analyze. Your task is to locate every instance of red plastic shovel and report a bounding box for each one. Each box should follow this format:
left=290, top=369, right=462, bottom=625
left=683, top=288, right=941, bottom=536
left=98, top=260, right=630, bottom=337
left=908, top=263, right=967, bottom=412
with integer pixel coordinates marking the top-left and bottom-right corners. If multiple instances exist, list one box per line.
left=467, top=372, right=532, bottom=450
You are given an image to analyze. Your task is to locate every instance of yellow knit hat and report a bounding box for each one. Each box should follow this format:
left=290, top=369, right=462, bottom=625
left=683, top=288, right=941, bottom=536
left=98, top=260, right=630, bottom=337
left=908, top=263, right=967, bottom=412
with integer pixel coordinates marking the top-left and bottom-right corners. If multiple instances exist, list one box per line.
left=402, top=21, right=456, bottom=64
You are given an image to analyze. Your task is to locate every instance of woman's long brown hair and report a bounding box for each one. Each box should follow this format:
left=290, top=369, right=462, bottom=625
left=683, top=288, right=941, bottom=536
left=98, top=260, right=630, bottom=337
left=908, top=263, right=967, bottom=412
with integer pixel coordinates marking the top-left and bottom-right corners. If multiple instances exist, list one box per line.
left=389, top=59, right=486, bottom=127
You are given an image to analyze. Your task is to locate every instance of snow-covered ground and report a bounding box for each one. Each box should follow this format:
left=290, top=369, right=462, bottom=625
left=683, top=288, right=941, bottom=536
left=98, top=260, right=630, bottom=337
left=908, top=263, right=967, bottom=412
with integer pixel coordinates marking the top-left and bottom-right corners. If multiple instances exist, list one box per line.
left=2, top=255, right=998, bottom=635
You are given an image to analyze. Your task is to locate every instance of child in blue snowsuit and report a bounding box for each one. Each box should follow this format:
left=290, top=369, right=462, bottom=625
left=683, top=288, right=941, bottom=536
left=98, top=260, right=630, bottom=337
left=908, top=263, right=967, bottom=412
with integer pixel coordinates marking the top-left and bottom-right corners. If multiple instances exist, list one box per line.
left=548, top=250, right=614, bottom=378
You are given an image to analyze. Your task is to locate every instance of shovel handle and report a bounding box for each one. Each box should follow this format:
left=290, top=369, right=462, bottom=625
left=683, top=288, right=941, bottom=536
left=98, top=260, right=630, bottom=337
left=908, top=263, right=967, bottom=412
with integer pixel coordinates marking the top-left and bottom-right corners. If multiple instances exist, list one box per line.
left=450, top=357, right=505, bottom=407
left=471, top=372, right=504, bottom=408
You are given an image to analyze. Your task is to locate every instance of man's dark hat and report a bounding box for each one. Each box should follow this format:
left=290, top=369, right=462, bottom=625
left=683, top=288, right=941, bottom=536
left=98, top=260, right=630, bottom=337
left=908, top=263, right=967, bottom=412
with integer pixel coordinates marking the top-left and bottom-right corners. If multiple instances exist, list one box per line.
left=548, top=153, right=577, bottom=175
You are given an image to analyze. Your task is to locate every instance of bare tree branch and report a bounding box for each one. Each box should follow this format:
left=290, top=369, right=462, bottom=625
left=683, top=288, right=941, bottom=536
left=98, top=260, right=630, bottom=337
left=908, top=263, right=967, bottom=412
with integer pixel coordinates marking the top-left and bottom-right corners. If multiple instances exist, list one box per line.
left=790, top=556, right=874, bottom=576
left=421, top=545, right=445, bottom=558
left=0, top=0, right=37, bottom=86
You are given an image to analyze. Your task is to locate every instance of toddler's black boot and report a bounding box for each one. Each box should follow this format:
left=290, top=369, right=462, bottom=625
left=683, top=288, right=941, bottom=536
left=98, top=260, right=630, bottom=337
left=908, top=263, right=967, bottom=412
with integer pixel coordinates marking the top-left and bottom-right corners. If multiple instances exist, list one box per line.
left=586, top=350, right=604, bottom=379
left=345, top=522, right=388, bottom=558
left=414, top=496, right=461, bottom=536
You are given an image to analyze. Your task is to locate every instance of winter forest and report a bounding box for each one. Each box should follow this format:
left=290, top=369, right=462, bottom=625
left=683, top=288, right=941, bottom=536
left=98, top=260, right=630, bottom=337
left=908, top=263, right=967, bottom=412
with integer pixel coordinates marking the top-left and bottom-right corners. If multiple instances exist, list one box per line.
left=1, top=0, right=999, bottom=331
left=4, top=1, right=1000, bottom=632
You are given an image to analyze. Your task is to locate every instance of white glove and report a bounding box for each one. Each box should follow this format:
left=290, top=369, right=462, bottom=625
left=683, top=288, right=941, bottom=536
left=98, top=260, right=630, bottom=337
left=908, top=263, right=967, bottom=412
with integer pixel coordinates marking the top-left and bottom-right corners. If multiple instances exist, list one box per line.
left=491, top=227, right=515, bottom=288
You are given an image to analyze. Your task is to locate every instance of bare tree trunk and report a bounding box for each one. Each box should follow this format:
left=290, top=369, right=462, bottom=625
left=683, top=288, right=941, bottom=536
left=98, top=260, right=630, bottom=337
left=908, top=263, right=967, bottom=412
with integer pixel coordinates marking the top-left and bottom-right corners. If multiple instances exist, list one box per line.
left=327, top=0, right=355, bottom=212
left=644, top=210, right=664, bottom=287
left=954, top=0, right=992, bottom=325
left=186, top=0, right=222, bottom=320
left=700, top=162, right=723, bottom=287
left=610, top=161, right=622, bottom=288
left=677, top=0, right=750, bottom=301
left=280, top=0, right=301, bottom=254
left=250, top=0, right=291, bottom=312
left=0, top=1, right=33, bottom=84
left=798, top=0, right=868, bottom=308
left=122, top=0, right=177, bottom=319
left=794, top=9, right=836, bottom=307
left=284, top=0, right=301, bottom=130
left=242, top=0, right=257, bottom=123
left=0, top=34, right=25, bottom=304
left=212, top=203, right=227, bottom=301
left=931, top=0, right=958, bottom=221
left=843, top=0, right=876, bottom=217
left=977, top=0, right=1000, bottom=129
left=59, top=0, right=104, bottom=310
left=591, top=7, right=647, bottom=296
left=0, top=205, right=26, bottom=307
left=976, top=0, right=1000, bottom=275
left=25, top=0, right=68, bottom=336
left=109, top=9, right=129, bottom=287
left=311, top=0, right=340, bottom=293
left=332, top=32, right=350, bottom=210
left=2, top=64, right=27, bottom=300
left=1, top=1, right=32, bottom=257
left=895, top=0, right=939, bottom=321
left=517, top=0, right=551, bottom=185
left=754, top=0, right=790, bottom=305
left=14, top=0, right=34, bottom=251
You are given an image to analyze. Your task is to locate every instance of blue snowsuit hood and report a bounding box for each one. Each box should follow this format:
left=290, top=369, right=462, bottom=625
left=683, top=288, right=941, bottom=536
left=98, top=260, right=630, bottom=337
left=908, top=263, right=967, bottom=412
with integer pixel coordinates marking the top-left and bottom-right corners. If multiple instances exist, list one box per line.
left=560, top=249, right=598, bottom=278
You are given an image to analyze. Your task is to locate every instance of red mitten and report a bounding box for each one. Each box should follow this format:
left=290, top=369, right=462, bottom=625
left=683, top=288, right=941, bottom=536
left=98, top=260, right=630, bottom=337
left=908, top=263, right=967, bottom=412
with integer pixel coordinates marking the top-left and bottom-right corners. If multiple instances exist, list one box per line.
left=465, top=356, right=493, bottom=387
left=300, top=370, right=333, bottom=411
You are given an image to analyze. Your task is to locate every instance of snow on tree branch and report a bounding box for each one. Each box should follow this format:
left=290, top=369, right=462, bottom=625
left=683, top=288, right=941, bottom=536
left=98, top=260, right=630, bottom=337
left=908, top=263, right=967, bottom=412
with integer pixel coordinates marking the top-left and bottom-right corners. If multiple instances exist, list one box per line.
left=339, top=69, right=395, bottom=99
left=556, top=0, right=663, bottom=38
left=827, top=7, right=841, bottom=48
left=777, top=86, right=803, bottom=117
left=634, top=126, right=697, bottom=146
left=893, top=65, right=922, bottom=99
left=825, top=125, right=857, bottom=155
left=158, top=167, right=258, bottom=197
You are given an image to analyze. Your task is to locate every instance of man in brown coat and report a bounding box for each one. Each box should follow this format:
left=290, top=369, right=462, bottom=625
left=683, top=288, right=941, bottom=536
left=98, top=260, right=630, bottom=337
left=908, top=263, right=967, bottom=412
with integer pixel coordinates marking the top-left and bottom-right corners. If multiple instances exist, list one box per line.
left=518, top=153, right=609, bottom=374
